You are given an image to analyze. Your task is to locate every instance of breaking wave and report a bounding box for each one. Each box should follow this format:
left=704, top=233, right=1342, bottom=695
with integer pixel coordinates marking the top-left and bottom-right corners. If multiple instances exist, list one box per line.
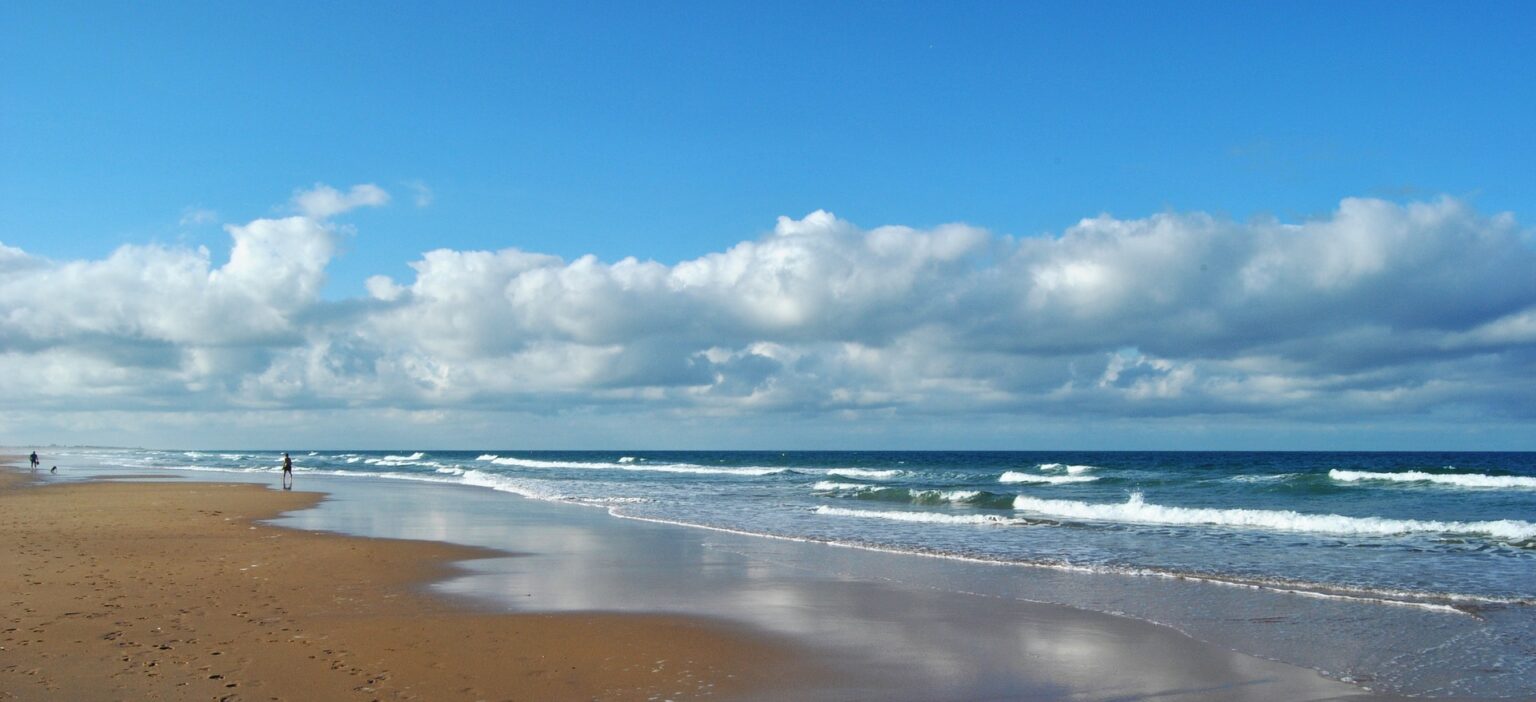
left=1330, top=469, right=1536, bottom=490
left=827, top=468, right=905, bottom=480
left=999, top=471, right=1098, bottom=485
left=476, top=454, right=787, bottom=476
left=813, top=483, right=1015, bottom=508
left=1038, top=463, right=1096, bottom=475
left=1012, top=492, right=1536, bottom=543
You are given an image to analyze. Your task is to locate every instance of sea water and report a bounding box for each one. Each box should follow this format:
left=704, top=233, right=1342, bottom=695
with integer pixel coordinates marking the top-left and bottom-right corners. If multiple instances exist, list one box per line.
left=47, top=448, right=1536, bottom=697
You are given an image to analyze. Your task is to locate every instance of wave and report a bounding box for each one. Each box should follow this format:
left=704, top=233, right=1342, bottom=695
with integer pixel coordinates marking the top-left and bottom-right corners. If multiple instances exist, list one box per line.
left=999, top=471, right=1098, bottom=485
left=813, top=481, right=873, bottom=492
left=813, top=482, right=1013, bottom=506
left=618, top=456, right=639, bottom=463
left=1228, top=473, right=1301, bottom=483
left=1329, top=469, right=1536, bottom=490
left=826, top=468, right=905, bottom=480
left=478, top=454, right=787, bottom=476
left=815, top=506, right=1029, bottom=526
left=363, top=457, right=441, bottom=468
left=630, top=464, right=789, bottom=476
left=383, top=452, right=425, bottom=461
left=1012, top=492, right=1536, bottom=542
left=481, top=456, right=631, bottom=469
left=1038, top=463, right=1096, bottom=475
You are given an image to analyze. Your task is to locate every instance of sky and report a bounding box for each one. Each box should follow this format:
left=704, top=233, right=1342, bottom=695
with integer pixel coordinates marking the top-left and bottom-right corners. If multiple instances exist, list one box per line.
left=2, top=1, right=1534, bottom=450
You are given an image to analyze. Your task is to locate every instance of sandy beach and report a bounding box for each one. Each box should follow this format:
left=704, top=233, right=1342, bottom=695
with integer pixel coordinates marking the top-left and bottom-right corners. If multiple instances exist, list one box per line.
left=0, top=457, right=1429, bottom=701
left=0, top=462, right=821, bottom=701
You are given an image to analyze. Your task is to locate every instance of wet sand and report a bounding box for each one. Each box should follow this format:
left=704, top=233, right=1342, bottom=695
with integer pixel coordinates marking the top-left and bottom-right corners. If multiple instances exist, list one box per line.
left=0, top=458, right=1419, bottom=701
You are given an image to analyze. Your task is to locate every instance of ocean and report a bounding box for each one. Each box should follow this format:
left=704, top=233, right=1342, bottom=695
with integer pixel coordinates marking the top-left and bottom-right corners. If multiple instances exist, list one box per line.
left=44, top=448, right=1536, bottom=697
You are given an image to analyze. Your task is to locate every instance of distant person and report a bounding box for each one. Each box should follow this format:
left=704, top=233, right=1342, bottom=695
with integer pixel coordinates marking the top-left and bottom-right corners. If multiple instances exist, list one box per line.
left=281, top=452, right=293, bottom=490
left=29, top=451, right=39, bottom=471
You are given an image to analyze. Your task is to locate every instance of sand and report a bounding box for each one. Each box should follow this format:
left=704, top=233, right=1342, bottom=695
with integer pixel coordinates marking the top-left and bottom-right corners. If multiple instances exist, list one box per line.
left=0, top=464, right=821, bottom=701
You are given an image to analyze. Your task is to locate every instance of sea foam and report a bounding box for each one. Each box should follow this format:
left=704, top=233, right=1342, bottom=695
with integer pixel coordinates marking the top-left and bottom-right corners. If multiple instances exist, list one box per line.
left=999, top=471, right=1098, bottom=485
left=827, top=468, right=905, bottom=480
left=1012, top=492, right=1536, bottom=542
left=815, top=506, right=1022, bottom=525
left=813, top=481, right=874, bottom=492
left=478, top=454, right=786, bottom=476
left=1329, top=469, right=1536, bottom=489
left=1038, top=463, right=1096, bottom=475
left=813, top=483, right=999, bottom=506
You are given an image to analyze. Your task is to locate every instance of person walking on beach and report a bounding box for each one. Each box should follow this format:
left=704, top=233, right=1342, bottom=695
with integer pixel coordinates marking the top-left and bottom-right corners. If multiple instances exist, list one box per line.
left=281, top=452, right=294, bottom=490
left=29, top=451, right=39, bottom=471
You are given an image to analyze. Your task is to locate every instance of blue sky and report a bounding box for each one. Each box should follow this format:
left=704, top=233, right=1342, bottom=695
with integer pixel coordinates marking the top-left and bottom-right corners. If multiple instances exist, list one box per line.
left=2, top=2, right=1534, bottom=449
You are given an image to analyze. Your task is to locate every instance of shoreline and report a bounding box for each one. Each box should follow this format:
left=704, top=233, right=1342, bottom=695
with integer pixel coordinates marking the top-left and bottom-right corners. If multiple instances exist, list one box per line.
left=0, top=462, right=829, bottom=701
left=1, top=458, right=1437, bottom=700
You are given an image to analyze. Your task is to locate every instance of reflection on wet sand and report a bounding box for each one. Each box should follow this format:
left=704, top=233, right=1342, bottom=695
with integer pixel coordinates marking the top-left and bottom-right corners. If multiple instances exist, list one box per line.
left=276, top=478, right=1400, bottom=701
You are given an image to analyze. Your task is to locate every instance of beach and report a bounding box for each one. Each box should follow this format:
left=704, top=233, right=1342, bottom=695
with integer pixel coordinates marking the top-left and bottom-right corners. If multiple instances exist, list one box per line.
left=0, top=463, right=820, bottom=701
left=0, top=452, right=1457, bottom=700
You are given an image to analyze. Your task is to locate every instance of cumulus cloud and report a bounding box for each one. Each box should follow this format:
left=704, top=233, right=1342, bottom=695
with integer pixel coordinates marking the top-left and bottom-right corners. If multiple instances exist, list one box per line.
left=2, top=192, right=1533, bottom=441
left=291, top=183, right=390, bottom=219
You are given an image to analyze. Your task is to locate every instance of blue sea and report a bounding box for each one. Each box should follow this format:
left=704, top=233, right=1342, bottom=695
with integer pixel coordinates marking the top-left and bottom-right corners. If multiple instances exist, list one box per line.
left=45, top=448, right=1536, bottom=697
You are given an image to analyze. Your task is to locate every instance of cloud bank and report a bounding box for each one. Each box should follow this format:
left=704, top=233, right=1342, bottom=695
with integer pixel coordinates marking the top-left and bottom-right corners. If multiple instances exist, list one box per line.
left=3, top=185, right=1534, bottom=446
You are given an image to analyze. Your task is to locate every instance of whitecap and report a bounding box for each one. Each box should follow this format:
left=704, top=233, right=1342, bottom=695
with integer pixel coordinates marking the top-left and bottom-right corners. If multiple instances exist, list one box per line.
left=1012, top=492, right=1536, bottom=541
left=813, top=481, right=875, bottom=492
left=1037, top=463, right=1095, bottom=475
left=1000, top=471, right=1098, bottom=485
left=827, top=468, right=904, bottom=480
left=486, top=455, right=786, bottom=476
left=624, top=464, right=787, bottom=476
left=1329, top=469, right=1536, bottom=489
left=914, top=489, right=983, bottom=503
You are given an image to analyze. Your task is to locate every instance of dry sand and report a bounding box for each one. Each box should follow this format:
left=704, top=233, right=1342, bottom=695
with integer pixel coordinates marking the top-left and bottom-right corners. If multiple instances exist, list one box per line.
left=0, top=463, right=821, bottom=701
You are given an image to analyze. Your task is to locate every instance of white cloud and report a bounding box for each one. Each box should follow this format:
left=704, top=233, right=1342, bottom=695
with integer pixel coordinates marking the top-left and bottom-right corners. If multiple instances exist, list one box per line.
left=364, top=275, right=405, bottom=301
left=291, top=183, right=390, bottom=219
left=2, top=193, right=1533, bottom=446
left=0, top=214, right=337, bottom=353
